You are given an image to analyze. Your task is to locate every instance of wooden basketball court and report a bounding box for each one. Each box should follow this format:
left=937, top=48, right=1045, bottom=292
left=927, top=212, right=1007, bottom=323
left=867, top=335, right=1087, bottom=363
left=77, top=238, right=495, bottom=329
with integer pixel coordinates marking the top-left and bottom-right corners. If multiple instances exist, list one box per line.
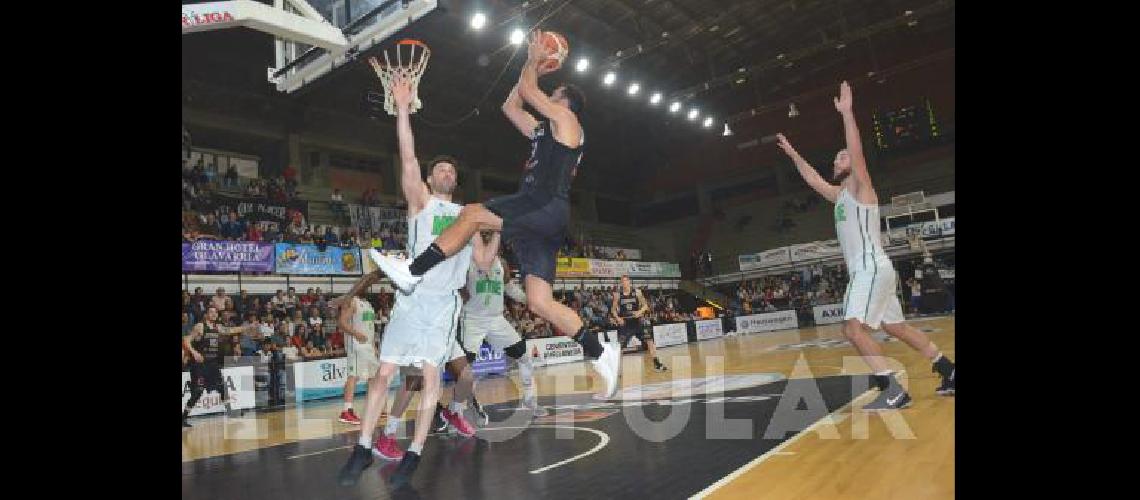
left=182, top=316, right=955, bottom=499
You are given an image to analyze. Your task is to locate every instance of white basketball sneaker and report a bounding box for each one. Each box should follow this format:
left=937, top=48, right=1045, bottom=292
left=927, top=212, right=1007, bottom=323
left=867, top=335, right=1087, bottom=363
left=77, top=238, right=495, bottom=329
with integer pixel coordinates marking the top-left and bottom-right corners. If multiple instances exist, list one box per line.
left=368, top=249, right=422, bottom=294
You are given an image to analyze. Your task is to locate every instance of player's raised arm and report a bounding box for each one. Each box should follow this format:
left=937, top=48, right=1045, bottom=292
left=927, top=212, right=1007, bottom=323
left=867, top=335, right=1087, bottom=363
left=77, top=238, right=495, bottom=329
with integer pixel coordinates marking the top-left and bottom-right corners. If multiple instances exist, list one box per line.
left=834, top=81, right=872, bottom=194
left=516, top=32, right=581, bottom=146
left=392, top=75, right=432, bottom=214
left=502, top=83, right=540, bottom=138
left=776, top=133, right=840, bottom=203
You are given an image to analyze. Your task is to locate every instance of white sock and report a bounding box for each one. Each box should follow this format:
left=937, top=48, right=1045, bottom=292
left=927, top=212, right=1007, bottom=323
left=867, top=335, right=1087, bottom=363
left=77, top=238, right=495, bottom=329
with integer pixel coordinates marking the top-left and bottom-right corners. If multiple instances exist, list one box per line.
left=449, top=401, right=466, bottom=413
left=517, top=354, right=535, bottom=391
left=931, top=352, right=944, bottom=362
left=358, top=434, right=372, bottom=448
left=384, top=417, right=401, bottom=436
left=875, top=370, right=893, bottom=377
left=408, top=442, right=423, bottom=455
left=344, top=401, right=352, bottom=411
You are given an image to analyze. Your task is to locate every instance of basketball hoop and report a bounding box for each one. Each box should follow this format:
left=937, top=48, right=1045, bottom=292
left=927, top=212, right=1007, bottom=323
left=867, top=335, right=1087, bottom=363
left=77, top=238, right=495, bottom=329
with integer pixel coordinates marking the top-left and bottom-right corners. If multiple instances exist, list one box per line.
left=368, top=39, right=431, bottom=115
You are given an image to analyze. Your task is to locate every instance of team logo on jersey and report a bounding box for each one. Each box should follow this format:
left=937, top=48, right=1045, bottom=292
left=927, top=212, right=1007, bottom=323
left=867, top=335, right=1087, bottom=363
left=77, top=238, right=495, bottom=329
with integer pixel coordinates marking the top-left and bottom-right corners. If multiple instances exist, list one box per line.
left=834, top=203, right=846, bottom=222
left=431, top=215, right=458, bottom=235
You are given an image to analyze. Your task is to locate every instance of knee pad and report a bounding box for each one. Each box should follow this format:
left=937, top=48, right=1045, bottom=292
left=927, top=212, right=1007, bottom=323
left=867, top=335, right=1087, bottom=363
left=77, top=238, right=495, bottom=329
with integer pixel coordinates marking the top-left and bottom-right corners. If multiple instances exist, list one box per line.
left=503, top=339, right=527, bottom=359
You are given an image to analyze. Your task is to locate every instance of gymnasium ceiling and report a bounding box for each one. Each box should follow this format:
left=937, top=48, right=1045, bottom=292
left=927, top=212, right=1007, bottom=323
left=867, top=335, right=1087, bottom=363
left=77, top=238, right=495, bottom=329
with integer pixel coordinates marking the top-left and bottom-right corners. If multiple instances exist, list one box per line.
left=182, top=0, right=955, bottom=194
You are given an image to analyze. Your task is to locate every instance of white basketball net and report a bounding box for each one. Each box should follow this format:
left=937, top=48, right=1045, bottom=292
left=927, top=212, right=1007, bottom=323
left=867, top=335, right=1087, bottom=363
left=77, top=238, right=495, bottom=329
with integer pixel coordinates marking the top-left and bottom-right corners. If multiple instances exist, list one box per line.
left=368, top=40, right=431, bottom=115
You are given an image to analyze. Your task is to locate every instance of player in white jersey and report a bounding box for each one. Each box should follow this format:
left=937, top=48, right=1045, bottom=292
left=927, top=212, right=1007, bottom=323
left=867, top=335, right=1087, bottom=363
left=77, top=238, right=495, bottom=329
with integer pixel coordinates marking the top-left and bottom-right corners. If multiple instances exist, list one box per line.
left=339, top=75, right=494, bottom=488
left=775, top=81, right=955, bottom=411
left=336, top=290, right=380, bottom=425
left=461, top=230, right=547, bottom=419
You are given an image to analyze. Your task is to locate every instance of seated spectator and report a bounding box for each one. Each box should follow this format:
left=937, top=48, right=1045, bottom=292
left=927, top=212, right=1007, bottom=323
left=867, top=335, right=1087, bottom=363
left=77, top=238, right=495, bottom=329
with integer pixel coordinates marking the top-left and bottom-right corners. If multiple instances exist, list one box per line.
left=271, top=322, right=288, bottom=347
left=258, top=315, right=275, bottom=338
left=240, top=330, right=259, bottom=357
left=325, top=226, right=339, bottom=245
left=341, top=229, right=357, bottom=248
left=263, top=223, right=280, bottom=243
left=282, top=342, right=300, bottom=361
left=302, top=341, right=322, bottom=359
left=255, top=341, right=275, bottom=363
left=327, top=329, right=344, bottom=352
left=284, top=287, right=299, bottom=316
left=271, top=290, right=287, bottom=319
left=311, top=331, right=327, bottom=350
left=199, top=214, right=221, bottom=239
left=293, top=324, right=309, bottom=348
left=249, top=221, right=264, bottom=242
left=308, top=306, right=323, bottom=331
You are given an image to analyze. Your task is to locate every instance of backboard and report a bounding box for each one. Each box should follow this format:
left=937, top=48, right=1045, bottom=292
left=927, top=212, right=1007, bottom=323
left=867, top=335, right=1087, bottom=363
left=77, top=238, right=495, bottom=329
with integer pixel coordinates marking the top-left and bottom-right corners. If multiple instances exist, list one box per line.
left=270, top=0, right=439, bottom=94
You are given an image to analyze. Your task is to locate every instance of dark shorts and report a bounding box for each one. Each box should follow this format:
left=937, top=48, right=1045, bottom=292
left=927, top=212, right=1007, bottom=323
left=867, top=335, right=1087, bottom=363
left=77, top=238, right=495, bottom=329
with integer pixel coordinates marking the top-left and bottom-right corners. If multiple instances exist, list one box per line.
left=484, top=192, right=569, bottom=284
left=189, top=361, right=227, bottom=395
left=618, top=319, right=648, bottom=347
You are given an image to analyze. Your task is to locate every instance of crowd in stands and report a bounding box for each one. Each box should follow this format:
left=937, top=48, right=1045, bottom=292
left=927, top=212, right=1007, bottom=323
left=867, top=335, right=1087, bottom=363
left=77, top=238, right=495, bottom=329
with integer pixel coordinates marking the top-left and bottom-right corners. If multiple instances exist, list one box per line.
left=506, top=286, right=698, bottom=339
left=182, top=283, right=697, bottom=369
left=182, top=158, right=410, bottom=252
left=182, top=287, right=396, bottom=366
left=717, top=254, right=956, bottom=321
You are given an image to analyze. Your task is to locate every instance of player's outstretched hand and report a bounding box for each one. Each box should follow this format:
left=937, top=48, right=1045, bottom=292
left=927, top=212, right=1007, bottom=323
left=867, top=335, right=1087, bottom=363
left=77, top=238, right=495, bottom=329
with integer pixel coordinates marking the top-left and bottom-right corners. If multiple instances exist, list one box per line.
left=833, top=81, right=853, bottom=115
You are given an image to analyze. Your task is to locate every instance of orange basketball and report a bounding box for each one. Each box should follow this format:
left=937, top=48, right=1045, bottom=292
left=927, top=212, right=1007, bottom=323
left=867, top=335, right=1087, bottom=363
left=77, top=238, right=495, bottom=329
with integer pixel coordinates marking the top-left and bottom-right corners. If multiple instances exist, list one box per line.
left=539, top=31, right=569, bottom=72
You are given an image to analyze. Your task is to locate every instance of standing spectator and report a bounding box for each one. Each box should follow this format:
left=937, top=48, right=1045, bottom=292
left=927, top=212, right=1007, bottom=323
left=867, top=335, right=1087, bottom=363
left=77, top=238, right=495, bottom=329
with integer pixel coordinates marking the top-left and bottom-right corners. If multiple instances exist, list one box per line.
left=325, top=226, right=339, bottom=246
left=234, top=290, right=250, bottom=318
left=224, top=165, right=238, bottom=189
left=330, top=188, right=346, bottom=218
left=284, top=287, right=298, bottom=317
left=271, top=290, right=287, bottom=319
left=210, top=288, right=231, bottom=313
left=282, top=165, right=298, bottom=188
left=246, top=222, right=262, bottom=242
left=191, top=287, right=209, bottom=319
left=299, top=288, right=315, bottom=310
left=908, top=278, right=923, bottom=314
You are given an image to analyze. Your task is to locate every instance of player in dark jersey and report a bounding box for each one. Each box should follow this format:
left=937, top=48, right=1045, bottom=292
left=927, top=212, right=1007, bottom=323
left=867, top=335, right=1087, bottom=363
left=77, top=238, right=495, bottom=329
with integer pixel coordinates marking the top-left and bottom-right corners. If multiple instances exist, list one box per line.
left=611, top=275, right=667, bottom=372
left=182, top=306, right=244, bottom=427
left=369, top=31, right=621, bottom=399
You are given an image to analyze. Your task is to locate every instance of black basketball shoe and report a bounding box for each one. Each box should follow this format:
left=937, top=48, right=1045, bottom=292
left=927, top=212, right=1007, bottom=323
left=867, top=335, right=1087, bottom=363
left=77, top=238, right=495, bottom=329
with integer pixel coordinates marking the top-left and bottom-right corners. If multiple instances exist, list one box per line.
left=933, top=356, right=955, bottom=395
left=338, top=444, right=374, bottom=487
left=388, top=450, right=421, bottom=489
left=863, top=376, right=912, bottom=411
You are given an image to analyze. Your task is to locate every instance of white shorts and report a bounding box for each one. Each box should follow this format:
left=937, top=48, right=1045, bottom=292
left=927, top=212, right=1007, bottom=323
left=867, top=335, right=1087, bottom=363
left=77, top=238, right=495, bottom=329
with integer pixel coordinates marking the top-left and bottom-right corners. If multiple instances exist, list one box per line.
left=345, top=338, right=380, bottom=380
left=842, top=263, right=905, bottom=330
left=461, top=314, right=523, bottom=353
left=379, top=289, right=464, bottom=368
